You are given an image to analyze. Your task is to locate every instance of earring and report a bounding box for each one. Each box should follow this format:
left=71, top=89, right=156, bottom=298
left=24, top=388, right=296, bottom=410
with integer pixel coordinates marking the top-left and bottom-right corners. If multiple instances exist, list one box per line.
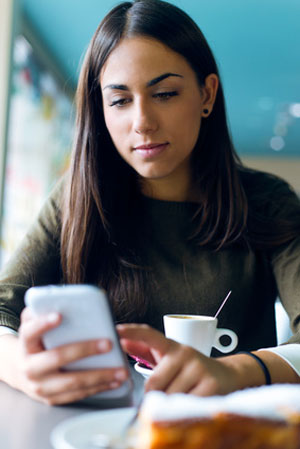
left=202, top=108, right=210, bottom=117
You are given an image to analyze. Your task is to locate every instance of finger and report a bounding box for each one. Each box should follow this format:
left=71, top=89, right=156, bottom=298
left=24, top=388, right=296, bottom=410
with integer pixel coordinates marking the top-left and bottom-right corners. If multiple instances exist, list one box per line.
left=27, top=367, right=128, bottom=399
left=187, top=357, right=227, bottom=397
left=33, top=377, right=124, bottom=406
left=24, top=338, right=114, bottom=377
left=145, top=345, right=203, bottom=393
left=188, top=375, right=220, bottom=397
left=145, top=351, right=182, bottom=393
left=45, top=382, right=122, bottom=405
left=20, top=307, right=33, bottom=323
left=19, top=313, right=61, bottom=354
left=164, top=362, right=201, bottom=394
left=120, top=339, right=156, bottom=366
left=117, top=324, right=172, bottom=354
left=120, top=338, right=150, bottom=355
left=188, top=382, right=214, bottom=397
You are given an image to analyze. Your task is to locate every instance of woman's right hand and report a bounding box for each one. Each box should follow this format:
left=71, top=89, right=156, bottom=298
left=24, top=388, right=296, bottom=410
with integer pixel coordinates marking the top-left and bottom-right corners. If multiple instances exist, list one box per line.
left=0, top=307, right=128, bottom=405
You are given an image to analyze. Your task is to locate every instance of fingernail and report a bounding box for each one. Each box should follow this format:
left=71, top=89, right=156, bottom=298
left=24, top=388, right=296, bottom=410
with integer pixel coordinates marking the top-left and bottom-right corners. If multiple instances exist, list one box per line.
left=97, top=340, right=110, bottom=352
left=46, top=313, right=59, bottom=323
left=109, top=382, right=120, bottom=389
left=114, top=369, right=127, bottom=381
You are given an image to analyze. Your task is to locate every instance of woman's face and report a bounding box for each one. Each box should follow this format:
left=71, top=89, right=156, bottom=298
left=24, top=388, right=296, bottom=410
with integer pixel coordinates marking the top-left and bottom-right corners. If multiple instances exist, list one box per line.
left=100, top=37, right=217, bottom=199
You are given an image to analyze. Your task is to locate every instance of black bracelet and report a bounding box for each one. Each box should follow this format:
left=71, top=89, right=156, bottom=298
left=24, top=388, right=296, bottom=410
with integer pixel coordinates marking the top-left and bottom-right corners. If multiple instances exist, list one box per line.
left=238, top=351, right=271, bottom=385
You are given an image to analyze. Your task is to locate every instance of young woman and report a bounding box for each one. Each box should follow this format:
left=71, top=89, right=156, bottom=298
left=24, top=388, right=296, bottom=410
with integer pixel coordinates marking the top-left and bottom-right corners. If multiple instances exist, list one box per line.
left=0, top=0, right=299, bottom=404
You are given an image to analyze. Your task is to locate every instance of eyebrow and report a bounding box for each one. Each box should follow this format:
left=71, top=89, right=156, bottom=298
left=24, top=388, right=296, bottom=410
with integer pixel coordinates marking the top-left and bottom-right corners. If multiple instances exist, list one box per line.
left=147, top=72, right=183, bottom=87
left=103, top=72, right=183, bottom=91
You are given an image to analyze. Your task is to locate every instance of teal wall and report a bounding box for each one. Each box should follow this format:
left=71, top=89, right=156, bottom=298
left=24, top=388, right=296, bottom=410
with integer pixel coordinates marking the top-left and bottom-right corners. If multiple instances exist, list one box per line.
left=21, top=0, right=300, bottom=156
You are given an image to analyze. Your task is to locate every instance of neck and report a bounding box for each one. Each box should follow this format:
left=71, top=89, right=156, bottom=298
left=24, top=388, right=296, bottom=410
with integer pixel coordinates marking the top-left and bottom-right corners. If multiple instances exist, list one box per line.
left=140, top=173, right=198, bottom=203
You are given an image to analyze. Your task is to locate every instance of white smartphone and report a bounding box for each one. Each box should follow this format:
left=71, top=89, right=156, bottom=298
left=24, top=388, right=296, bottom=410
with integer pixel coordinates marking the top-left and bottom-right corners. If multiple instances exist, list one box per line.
left=24, top=284, right=133, bottom=400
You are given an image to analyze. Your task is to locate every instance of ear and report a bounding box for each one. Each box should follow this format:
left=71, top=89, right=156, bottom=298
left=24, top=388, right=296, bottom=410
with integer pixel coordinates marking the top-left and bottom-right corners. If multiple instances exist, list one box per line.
left=201, top=73, right=219, bottom=117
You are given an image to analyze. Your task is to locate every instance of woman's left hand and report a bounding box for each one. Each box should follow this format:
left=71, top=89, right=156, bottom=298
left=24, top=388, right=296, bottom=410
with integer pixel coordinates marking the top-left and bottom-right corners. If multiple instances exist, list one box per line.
left=117, top=323, right=239, bottom=396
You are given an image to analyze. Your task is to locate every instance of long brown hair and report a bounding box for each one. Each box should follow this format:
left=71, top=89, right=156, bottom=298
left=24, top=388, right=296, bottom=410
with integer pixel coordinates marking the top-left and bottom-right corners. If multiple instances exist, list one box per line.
left=61, top=0, right=300, bottom=321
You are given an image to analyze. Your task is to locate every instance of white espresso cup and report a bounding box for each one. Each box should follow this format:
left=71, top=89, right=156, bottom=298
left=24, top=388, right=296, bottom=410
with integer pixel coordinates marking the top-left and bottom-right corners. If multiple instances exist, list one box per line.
left=163, top=314, right=238, bottom=356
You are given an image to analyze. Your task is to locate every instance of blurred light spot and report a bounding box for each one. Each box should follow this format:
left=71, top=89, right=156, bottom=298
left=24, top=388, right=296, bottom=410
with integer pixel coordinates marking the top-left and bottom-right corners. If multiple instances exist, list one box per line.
left=258, top=97, right=274, bottom=111
left=289, top=103, right=300, bottom=118
left=276, top=111, right=290, bottom=126
left=40, top=73, right=57, bottom=96
left=270, top=136, right=285, bottom=151
left=14, top=36, right=32, bottom=65
left=273, top=123, right=287, bottom=136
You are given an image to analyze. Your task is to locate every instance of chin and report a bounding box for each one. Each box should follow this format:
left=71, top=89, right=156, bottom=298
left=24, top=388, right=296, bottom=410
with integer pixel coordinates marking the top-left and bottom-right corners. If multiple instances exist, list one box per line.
left=136, top=166, right=175, bottom=180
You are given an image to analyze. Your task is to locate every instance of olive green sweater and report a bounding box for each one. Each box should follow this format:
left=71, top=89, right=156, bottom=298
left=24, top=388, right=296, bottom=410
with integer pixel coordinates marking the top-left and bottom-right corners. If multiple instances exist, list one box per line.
left=0, top=171, right=300, bottom=355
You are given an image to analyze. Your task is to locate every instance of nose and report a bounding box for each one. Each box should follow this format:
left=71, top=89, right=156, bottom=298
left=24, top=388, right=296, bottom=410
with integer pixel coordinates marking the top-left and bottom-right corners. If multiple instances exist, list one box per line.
left=133, top=100, right=158, bottom=135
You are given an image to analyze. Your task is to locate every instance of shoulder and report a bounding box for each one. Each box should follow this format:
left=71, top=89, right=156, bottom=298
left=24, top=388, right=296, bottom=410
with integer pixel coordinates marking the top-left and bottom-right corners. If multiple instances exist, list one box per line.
left=35, top=175, right=67, bottom=232
left=46, top=175, right=68, bottom=209
left=238, top=167, right=300, bottom=248
left=48, top=175, right=67, bottom=204
left=239, top=167, right=300, bottom=215
left=239, top=167, right=297, bottom=198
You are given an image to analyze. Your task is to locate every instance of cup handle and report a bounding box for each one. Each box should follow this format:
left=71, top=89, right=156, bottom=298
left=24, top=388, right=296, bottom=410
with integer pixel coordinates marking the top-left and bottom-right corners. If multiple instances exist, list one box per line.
left=213, top=328, right=238, bottom=353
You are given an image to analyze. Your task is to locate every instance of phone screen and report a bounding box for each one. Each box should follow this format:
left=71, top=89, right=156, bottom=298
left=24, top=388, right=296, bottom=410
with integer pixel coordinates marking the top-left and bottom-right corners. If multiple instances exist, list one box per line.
left=25, top=284, right=133, bottom=400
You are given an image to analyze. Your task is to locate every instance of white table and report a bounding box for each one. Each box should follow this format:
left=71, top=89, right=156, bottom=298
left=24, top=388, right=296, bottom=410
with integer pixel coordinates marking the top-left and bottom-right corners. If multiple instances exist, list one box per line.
left=0, top=364, right=144, bottom=449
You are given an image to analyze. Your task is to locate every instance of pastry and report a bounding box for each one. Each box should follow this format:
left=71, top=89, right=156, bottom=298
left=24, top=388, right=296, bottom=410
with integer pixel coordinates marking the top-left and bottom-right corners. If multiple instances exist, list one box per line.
left=136, top=385, right=300, bottom=449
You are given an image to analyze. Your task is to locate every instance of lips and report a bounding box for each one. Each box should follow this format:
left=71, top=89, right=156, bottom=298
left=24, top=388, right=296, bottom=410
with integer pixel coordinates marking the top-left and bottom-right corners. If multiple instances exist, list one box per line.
left=134, top=142, right=169, bottom=158
left=135, top=143, right=167, bottom=150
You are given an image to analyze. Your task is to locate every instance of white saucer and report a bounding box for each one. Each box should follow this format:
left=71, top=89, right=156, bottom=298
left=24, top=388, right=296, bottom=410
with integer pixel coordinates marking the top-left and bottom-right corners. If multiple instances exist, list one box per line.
left=51, top=407, right=136, bottom=449
left=134, top=362, right=153, bottom=379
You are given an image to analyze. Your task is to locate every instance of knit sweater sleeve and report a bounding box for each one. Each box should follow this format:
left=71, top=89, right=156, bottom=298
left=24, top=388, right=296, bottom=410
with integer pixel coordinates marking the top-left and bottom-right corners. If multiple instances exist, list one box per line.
left=266, top=175, right=300, bottom=344
left=271, top=236, right=300, bottom=344
left=242, top=169, right=300, bottom=345
left=0, top=180, right=63, bottom=331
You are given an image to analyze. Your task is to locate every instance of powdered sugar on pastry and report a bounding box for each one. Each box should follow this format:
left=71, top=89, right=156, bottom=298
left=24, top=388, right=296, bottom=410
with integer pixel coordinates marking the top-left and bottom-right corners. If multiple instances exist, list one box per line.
left=140, top=385, right=300, bottom=422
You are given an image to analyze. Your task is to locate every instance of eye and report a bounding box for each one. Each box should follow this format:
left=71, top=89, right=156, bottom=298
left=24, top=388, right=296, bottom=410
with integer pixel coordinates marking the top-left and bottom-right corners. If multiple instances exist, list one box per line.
left=109, top=98, right=131, bottom=107
left=153, top=91, right=178, bottom=101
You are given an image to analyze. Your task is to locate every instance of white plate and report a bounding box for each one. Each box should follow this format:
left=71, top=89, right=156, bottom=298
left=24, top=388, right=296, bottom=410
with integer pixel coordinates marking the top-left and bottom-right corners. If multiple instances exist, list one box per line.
left=51, top=407, right=136, bottom=449
left=134, top=362, right=153, bottom=379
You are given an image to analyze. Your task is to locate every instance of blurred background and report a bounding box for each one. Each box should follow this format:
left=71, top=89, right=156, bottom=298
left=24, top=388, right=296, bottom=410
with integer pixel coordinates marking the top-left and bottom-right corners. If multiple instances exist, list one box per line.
left=0, top=0, right=300, bottom=266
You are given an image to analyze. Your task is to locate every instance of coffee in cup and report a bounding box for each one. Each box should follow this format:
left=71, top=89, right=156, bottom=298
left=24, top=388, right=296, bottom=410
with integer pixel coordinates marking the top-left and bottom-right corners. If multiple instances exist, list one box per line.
left=163, top=314, right=238, bottom=356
